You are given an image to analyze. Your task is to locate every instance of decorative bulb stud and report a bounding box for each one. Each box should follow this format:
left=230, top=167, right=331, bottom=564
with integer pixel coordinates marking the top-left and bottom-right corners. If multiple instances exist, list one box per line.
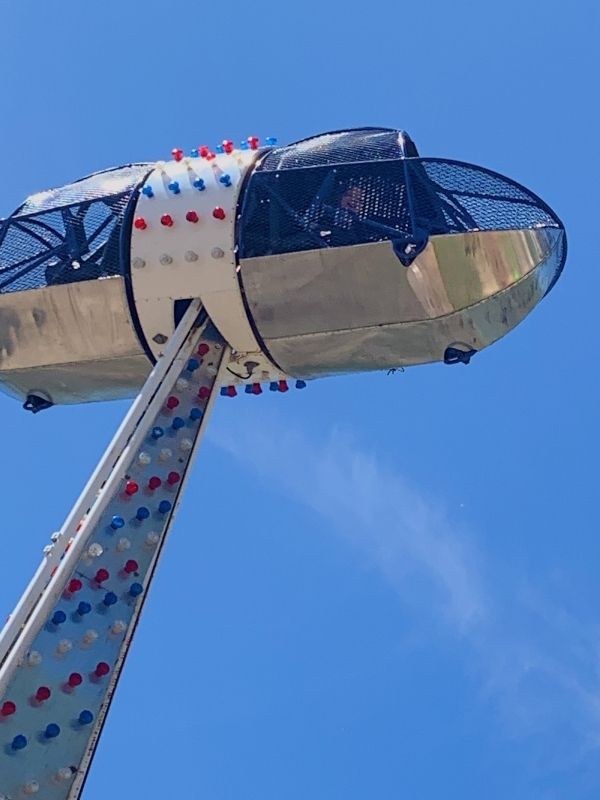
left=35, top=686, right=51, bottom=702
left=125, top=480, right=139, bottom=496
left=212, top=206, right=226, bottom=220
left=142, top=186, right=154, bottom=198
left=68, top=672, right=83, bottom=688
left=134, top=217, right=147, bottom=230
left=185, top=210, right=199, bottom=223
left=94, top=568, right=109, bottom=584
left=1, top=701, right=16, bottom=716
left=160, top=214, right=174, bottom=227
left=94, top=662, right=111, bottom=678
left=171, top=148, right=184, bottom=162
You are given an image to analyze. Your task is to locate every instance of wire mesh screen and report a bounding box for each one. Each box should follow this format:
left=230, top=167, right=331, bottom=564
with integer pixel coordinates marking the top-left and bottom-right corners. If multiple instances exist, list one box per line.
left=238, top=129, right=565, bottom=282
left=0, top=164, right=151, bottom=293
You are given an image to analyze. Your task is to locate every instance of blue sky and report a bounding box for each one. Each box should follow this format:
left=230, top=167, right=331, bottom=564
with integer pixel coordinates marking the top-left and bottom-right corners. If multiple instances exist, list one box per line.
left=0, top=1, right=598, bottom=798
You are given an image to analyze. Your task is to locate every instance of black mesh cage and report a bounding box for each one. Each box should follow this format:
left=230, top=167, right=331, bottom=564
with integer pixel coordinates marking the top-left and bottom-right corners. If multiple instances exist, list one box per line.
left=0, top=164, right=152, bottom=294
left=237, top=128, right=566, bottom=285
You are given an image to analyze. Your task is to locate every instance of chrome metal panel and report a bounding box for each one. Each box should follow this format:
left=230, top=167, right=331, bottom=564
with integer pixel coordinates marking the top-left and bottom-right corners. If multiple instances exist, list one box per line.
left=240, top=228, right=563, bottom=376
left=0, top=277, right=150, bottom=403
left=241, top=228, right=560, bottom=337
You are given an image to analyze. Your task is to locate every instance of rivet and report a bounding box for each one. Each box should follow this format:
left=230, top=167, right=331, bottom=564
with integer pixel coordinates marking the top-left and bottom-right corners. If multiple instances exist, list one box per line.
left=159, top=254, right=173, bottom=265
left=132, top=257, right=146, bottom=269
left=184, top=250, right=198, bottom=262
left=211, top=247, right=225, bottom=259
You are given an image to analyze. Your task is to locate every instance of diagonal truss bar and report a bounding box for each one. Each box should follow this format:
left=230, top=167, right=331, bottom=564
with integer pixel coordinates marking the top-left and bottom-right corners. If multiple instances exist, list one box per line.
left=0, top=299, right=228, bottom=800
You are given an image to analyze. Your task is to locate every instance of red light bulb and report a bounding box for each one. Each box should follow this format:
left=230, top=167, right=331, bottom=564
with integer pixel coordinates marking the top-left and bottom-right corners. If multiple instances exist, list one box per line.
left=134, top=217, right=147, bottom=230
left=94, top=662, right=110, bottom=678
left=226, top=385, right=237, bottom=397
left=1, top=701, right=16, bottom=716
left=125, top=481, right=139, bottom=496
left=198, top=386, right=210, bottom=400
left=185, top=210, right=199, bottom=223
left=199, top=145, right=210, bottom=158
left=197, top=343, right=210, bottom=356
left=248, top=135, right=260, bottom=150
left=35, top=686, right=51, bottom=702
left=171, top=147, right=184, bottom=162
left=167, top=471, right=181, bottom=486
left=148, top=476, right=162, bottom=490
left=278, top=380, right=289, bottom=392
left=212, top=207, right=226, bottom=220
left=124, top=559, right=139, bottom=574
left=222, top=139, right=234, bottom=154
left=67, top=672, right=83, bottom=688
left=160, top=214, right=174, bottom=227
left=251, top=383, right=262, bottom=395
left=94, top=569, right=109, bottom=584
left=67, top=578, right=83, bottom=593
left=166, top=396, right=179, bottom=410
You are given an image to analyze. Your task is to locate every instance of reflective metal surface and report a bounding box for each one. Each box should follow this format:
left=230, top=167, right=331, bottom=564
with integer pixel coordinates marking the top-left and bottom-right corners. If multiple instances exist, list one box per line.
left=240, top=227, right=564, bottom=376
left=0, top=277, right=150, bottom=403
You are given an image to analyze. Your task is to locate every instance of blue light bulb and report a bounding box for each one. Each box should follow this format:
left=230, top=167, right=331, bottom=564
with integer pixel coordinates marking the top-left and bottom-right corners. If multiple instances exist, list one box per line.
left=77, top=601, right=92, bottom=616
left=103, top=592, right=118, bottom=607
left=241, top=141, right=249, bottom=150
left=220, top=387, right=228, bottom=396
left=269, top=382, right=278, bottom=392
left=193, top=178, right=205, bottom=191
left=136, top=507, right=150, bottom=521
left=216, top=144, right=224, bottom=153
left=129, top=583, right=143, bottom=598
left=111, top=515, right=125, bottom=530
left=295, top=380, right=307, bottom=389
left=190, top=148, right=199, bottom=158
left=11, top=735, right=27, bottom=750
left=79, top=710, right=94, bottom=725
left=266, top=137, right=278, bottom=146
left=172, top=417, right=185, bottom=431
left=219, top=174, right=232, bottom=187
left=168, top=181, right=180, bottom=194
left=51, top=610, right=66, bottom=626
left=142, top=185, right=154, bottom=198
left=189, top=407, right=203, bottom=421
left=158, top=500, right=172, bottom=514
left=187, top=358, right=200, bottom=372
left=45, top=723, right=61, bottom=739
left=151, top=426, right=164, bottom=440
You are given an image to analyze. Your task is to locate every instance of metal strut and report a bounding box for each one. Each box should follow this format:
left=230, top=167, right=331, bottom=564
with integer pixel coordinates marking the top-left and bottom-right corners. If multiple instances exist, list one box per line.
left=0, top=299, right=228, bottom=800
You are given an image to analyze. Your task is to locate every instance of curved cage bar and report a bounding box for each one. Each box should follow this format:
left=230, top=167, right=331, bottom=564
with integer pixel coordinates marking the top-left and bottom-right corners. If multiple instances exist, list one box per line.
left=0, top=164, right=152, bottom=294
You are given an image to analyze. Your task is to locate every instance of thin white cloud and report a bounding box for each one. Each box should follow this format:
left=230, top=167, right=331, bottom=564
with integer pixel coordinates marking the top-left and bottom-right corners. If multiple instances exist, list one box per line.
left=210, top=409, right=600, bottom=774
